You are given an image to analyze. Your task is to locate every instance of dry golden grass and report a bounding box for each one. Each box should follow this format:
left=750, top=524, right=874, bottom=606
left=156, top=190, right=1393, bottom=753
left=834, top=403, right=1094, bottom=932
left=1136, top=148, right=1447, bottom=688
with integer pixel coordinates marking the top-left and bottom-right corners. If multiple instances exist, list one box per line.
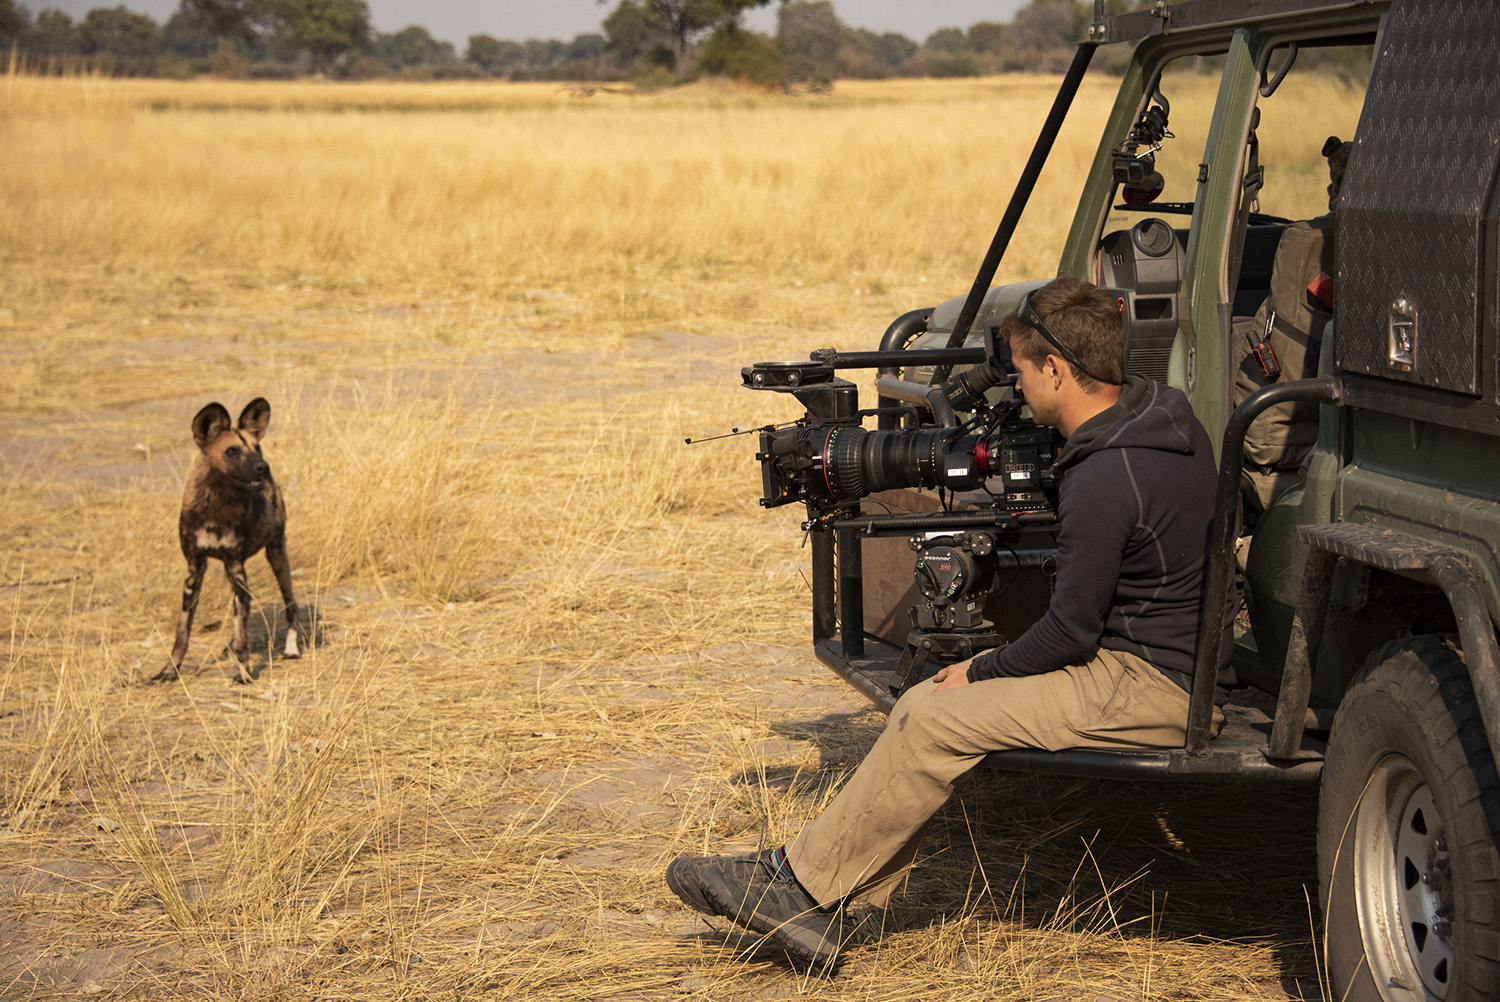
left=0, top=69, right=1364, bottom=999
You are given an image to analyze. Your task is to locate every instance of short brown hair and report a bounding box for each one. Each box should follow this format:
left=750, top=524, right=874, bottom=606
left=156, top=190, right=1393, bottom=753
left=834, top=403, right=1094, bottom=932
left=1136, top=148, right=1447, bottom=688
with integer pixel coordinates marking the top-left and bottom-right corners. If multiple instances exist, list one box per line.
left=1000, top=276, right=1124, bottom=391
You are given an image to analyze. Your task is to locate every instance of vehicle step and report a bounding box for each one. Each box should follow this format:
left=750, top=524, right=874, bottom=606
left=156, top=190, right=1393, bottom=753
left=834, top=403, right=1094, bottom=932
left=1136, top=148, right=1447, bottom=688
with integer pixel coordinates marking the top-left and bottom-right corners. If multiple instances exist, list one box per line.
left=817, top=637, right=1324, bottom=782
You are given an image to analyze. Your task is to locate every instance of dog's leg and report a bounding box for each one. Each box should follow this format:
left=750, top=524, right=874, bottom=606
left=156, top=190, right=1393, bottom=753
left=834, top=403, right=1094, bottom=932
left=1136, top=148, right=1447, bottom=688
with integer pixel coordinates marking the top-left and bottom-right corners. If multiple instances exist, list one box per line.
left=265, top=540, right=302, bottom=659
left=224, top=558, right=256, bottom=684
left=153, top=556, right=207, bottom=683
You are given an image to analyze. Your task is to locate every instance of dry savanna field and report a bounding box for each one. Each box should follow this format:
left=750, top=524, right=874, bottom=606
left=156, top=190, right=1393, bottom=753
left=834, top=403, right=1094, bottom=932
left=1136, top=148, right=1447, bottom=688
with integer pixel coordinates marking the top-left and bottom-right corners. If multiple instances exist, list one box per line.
left=0, top=69, right=1363, bottom=1000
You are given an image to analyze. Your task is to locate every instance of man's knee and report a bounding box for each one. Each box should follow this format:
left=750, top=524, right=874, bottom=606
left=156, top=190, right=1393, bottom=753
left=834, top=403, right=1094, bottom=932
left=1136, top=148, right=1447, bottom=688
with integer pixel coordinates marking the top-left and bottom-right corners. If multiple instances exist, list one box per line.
left=888, top=684, right=956, bottom=746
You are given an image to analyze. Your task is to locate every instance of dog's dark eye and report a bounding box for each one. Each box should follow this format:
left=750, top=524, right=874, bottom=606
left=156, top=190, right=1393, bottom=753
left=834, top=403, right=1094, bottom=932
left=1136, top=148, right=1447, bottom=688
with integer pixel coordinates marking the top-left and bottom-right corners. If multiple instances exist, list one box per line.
left=225, top=446, right=240, bottom=457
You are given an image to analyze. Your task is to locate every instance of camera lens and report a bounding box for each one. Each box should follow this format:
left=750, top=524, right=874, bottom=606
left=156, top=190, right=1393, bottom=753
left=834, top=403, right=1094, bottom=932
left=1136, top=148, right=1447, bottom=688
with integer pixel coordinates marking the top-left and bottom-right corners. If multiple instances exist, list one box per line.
left=811, top=427, right=981, bottom=501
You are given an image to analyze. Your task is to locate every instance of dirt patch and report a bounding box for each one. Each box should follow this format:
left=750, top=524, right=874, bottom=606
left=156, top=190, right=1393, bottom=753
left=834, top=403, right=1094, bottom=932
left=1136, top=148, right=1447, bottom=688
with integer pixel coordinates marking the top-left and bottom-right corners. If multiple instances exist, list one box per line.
left=0, top=325, right=747, bottom=494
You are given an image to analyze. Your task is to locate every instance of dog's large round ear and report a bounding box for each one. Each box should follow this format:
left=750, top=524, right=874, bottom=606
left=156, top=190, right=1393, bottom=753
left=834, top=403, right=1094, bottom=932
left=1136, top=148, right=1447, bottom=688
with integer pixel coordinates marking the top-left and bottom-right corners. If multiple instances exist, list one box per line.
left=192, top=403, right=232, bottom=451
left=238, top=398, right=271, bottom=441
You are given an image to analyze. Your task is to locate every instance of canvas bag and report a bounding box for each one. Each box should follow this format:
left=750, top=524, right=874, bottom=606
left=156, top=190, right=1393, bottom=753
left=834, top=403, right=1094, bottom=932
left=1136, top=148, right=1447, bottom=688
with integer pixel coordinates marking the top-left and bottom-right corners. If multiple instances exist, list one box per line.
left=1233, top=213, right=1335, bottom=488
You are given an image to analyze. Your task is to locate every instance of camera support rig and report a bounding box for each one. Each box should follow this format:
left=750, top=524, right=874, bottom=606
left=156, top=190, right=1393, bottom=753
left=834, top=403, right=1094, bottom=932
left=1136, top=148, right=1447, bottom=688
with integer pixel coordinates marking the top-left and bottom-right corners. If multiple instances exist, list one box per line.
left=741, top=345, right=1063, bottom=702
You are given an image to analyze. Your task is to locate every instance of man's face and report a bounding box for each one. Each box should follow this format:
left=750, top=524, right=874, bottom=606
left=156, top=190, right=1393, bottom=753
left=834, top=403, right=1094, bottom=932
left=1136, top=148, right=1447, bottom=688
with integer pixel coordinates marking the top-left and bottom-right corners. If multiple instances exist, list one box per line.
left=1010, top=334, right=1062, bottom=429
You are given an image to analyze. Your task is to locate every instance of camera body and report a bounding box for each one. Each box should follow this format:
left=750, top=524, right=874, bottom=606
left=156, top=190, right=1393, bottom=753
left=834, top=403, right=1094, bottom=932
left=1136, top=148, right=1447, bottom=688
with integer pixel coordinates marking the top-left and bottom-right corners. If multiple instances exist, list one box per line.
left=747, top=356, right=1059, bottom=520
left=741, top=349, right=1062, bottom=686
left=755, top=421, right=1057, bottom=517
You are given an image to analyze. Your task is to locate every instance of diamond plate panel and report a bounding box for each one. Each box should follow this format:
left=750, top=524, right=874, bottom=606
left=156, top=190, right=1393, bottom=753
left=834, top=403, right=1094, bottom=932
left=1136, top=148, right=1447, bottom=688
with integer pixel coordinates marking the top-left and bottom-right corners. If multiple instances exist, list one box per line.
left=1334, top=0, right=1500, bottom=395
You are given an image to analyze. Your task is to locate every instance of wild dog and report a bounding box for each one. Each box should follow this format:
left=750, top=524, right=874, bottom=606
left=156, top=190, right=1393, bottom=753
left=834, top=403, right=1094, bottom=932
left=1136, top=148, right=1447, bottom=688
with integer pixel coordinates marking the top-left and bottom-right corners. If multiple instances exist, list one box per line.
left=152, top=398, right=302, bottom=684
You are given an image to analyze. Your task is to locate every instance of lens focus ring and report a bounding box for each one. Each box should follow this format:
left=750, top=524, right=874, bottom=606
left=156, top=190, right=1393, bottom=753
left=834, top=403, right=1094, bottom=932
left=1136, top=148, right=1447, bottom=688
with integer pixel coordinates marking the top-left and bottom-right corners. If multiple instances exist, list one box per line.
left=820, top=426, right=868, bottom=499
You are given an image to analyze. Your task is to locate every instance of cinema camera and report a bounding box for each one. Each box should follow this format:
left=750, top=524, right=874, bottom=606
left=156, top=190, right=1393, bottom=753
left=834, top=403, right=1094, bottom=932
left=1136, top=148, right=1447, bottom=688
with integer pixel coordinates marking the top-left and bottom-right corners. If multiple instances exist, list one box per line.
left=737, top=326, right=1062, bottom=674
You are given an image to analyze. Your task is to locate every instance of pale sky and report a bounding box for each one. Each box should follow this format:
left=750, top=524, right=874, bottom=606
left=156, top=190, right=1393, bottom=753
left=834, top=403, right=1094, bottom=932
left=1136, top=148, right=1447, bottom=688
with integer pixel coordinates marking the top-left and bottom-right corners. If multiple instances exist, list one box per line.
left=32, top=1, right=1033, bottom=48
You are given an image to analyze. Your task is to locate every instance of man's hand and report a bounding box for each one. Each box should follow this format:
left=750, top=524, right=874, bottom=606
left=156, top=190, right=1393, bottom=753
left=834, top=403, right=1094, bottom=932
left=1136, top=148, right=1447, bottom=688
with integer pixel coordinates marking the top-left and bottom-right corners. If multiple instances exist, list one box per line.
left=932, top=662, right=972, bottom=690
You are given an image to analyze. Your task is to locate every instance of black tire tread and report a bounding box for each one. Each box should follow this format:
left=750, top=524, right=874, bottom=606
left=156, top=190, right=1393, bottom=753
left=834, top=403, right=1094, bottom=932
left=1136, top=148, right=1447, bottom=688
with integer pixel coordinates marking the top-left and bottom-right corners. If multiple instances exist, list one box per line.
left=1318, top=634, right=1500, bottom=1002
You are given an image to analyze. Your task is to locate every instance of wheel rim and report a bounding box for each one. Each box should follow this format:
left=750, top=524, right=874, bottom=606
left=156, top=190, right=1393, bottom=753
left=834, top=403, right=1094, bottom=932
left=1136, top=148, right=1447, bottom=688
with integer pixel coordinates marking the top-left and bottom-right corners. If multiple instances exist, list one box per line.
left=1353, top=754, right=1455, bottom=1000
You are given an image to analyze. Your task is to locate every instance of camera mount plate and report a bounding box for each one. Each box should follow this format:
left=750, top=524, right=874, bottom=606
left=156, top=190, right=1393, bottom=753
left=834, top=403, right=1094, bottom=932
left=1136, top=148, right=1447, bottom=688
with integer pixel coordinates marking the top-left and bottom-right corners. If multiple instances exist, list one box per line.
left=741, top=360, right=835, bottom=390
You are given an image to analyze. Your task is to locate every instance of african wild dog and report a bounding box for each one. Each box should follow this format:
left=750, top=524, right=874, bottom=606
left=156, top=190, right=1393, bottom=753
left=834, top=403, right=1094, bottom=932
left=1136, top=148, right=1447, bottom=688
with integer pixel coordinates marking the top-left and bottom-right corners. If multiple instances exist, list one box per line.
left=152, top=398, right=303, bottom=684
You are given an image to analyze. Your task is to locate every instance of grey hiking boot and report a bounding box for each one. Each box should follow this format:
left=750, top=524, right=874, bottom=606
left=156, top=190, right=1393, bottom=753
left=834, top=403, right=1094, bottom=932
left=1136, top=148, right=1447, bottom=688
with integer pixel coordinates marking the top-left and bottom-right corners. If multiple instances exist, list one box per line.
left=665, top=850, right=846, bottom=973
left=665, top=851, right=760, bottom=918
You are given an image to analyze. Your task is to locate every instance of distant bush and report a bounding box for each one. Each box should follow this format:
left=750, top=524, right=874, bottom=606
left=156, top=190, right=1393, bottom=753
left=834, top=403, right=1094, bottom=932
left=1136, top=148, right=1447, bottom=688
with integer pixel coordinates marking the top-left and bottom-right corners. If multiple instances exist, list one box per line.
left=248, top=59, right=303, bottom=79
left=632, top=64, right=676, bottom=89
left=380, top=61, right=484, bottom=81
left=904, top=50, right=980, bottom=78
left=344, top=53, right=386, bottom=79
left=210, top=37, right=247, bottom=78
left=154, top=56, right=199, bottom=79
left=696, top=27, right=783, bottom=87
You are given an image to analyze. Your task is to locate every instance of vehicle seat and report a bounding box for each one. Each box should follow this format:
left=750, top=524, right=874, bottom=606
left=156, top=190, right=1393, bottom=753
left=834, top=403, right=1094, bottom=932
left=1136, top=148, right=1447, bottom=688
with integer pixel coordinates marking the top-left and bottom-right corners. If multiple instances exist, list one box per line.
left=1098, top=217, right=1185, bottom=384
left=1233, top=137, right=1349, bottom=511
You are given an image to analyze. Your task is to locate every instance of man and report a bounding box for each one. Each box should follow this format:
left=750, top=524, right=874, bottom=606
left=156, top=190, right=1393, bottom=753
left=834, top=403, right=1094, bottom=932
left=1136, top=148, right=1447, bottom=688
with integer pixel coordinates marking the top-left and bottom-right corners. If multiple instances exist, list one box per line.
left=666, top=276, right=1226, bottom=973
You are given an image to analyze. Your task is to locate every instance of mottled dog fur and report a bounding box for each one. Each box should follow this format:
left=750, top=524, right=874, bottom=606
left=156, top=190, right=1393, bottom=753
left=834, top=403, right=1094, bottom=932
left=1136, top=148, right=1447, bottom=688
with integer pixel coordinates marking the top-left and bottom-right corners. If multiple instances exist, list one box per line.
left=153, top=398, right=302, bottom=684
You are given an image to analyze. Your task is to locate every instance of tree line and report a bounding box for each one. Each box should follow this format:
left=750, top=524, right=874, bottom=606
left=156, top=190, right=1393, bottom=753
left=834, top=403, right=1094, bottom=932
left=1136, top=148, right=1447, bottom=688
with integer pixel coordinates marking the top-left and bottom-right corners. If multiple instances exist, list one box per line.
left=1, top=0, right=376, bottom=76
left=0, top=0, right=1113, bottom=82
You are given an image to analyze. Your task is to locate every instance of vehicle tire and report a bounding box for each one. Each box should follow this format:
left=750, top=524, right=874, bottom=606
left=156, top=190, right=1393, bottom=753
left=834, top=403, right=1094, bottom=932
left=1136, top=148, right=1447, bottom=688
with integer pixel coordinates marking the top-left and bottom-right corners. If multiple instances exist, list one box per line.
left=1318, top=635, right=1500, bottom=1002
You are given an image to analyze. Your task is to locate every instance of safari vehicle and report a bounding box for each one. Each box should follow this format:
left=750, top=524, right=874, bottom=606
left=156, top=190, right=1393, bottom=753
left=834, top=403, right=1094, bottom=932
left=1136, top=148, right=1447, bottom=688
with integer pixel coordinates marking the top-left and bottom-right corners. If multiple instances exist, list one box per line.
left=738, top=1, right=1500, bottom=1000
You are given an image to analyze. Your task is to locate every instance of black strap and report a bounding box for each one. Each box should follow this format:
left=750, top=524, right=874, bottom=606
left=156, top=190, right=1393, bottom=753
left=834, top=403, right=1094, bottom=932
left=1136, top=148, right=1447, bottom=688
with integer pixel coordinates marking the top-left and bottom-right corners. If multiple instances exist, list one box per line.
left=1269, top=307, right=1330, bottom=346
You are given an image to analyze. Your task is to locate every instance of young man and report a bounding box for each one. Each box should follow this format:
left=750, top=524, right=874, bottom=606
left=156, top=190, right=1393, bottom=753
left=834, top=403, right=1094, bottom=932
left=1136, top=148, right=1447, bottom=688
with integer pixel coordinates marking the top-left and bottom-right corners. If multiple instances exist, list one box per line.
left=666, top=276, right=1226, bottom=973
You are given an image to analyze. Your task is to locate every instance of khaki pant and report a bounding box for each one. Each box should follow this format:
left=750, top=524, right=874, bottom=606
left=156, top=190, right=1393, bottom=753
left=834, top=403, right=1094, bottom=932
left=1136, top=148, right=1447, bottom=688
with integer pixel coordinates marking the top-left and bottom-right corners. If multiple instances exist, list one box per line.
left=785, top=648, right=1223, bottom=908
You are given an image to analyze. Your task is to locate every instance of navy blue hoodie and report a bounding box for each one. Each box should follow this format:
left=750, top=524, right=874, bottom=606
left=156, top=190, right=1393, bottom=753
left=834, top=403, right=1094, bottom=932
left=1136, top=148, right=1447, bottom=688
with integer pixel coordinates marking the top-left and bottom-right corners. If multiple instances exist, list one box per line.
left=966, top=375, right=1220, bottom=693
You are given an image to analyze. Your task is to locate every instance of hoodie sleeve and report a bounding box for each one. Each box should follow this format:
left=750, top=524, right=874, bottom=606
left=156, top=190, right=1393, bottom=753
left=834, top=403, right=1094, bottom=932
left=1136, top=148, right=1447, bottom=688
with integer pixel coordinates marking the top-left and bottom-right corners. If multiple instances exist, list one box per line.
left=967, top=453, right=1136, bottom=681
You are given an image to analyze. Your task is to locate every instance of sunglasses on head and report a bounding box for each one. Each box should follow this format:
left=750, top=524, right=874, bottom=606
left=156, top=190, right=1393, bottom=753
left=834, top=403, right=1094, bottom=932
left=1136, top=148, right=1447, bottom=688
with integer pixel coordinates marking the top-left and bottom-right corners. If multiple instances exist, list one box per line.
left=1016, top=290, right=1115, bottom=385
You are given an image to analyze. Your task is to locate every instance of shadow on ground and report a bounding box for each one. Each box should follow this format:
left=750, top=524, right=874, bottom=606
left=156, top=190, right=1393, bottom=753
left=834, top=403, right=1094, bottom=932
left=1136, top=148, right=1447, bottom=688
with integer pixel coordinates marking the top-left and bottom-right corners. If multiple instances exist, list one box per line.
left=753, top=710, right=1323, bottom=998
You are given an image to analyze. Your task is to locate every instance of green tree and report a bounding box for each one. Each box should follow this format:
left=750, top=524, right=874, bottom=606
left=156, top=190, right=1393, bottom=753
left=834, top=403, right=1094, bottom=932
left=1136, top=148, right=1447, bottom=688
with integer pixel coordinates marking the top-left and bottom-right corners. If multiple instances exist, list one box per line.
left=26, top=8, right=77, bottom=54
left=0, top=0, right=30, bottom=48
left=601, top=0, right=673, bottom=69
left=374, top=24, right=451, bottom=68
left=264, top=0, right=369, bottom=71
left=178, top=0, right=257, bottom=42
left=162, top=7, right=217, bottom=56
left=714, top=0, right=771, bottom=31
left=599, top=0, right=765, bottom=70
left=643, top=0, right=714, bottom=68
left=775, top=0, right=840, bottom=82
left=697, top=25, right=780, bottom=85
left=868, top=30, right=916, bottom=68
left=968, top=20, right=1007, bottom=55
left=465, top=33, right=523, bottom=74
left=924, top=26, right=967, bottom=54
left=80, top=6, right=160, bottom=57
left=567, top=32, right=605, bottom=62
left=1010, top=0, right=1088, bottom=55
left=524, top=37, right=566, bottom=68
